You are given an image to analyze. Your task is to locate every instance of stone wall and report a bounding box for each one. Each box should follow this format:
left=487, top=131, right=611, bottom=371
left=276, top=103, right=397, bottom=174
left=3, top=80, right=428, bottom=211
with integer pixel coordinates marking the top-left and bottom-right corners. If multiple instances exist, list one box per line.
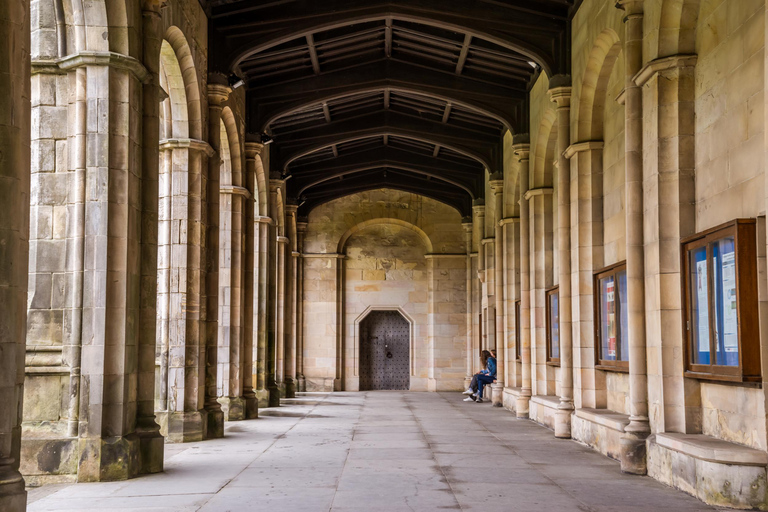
left=302, top=189, right=467, bottom=392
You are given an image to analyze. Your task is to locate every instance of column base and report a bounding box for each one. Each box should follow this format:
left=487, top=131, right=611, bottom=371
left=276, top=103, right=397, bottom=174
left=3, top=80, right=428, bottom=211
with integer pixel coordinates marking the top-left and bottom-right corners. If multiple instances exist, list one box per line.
left=0, top=466, right=26, bottom=512
left=205, top=406, right=225, bottom=439
left=77, top=434, right=141, bottom=482
left=268, top=383, right=281, bottom=407
left=136, top=425, right=164, bottom=475
left=297, top=375, right=306, bottom=393
left=516, top=394, right=531, bottom=419
left=243, top=395, right=259, bottom=419
left=218, top=397, right=246, bottom=421
left=162, top=410, right=205, bottom=443
left=554, top=406, right=573, bottom=439
left=491, top=383, right=504, bottom=407
left=620, top=430, right=649, bottom=475
left=284, top=378, right=296, bottom=399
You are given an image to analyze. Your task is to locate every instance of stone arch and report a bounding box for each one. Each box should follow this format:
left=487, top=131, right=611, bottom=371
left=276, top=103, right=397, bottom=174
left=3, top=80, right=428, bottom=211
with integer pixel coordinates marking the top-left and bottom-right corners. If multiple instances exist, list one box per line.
left=164, top=26, right=202, bottom=140
left=221, top=107, right=243, bottom=188
left=575, top=29, right=622, bottom=142
left=276, top=187, right=285, bottom=237
left=159, top=39, right=189, bottom=139
left=337, top=218, right=434, bottom=255
left=656, top=0, right=701, bottom=58
left=531, top=109, right=558, bottom=189
left=254, top=151, right=268, bottom=217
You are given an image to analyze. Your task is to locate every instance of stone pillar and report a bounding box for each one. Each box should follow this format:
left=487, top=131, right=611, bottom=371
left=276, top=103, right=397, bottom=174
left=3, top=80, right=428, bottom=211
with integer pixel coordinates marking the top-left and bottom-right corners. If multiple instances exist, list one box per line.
left=619, top=0, right=651, bottom=474
left=490, top=177, right=505, bottom=407
left=500, top=217, right=520, bottom=391
left=136, top=0, right=165, bottom=471
left=0, top=0, right=29, bottom=507
left=256, top=214, right=273, bottom=405
left=296, top=220, right=308, bottom=392
left=463, top=221, right=474, bottom=388
left=243, top=141, right=264, bottom=416
left=218, top=183, right=250, bottom=421
left=283, top=203, right=298, bottom=399
left=514, top=144, right=532, bottom=418
left=276, top=235, right=288, bottom=393
left=203, top=76, right=230, bottom=438
left=267, top=180, right=282, bottom=406
left=550, top=85, right=574, bottom=438
left=157, top=138, right=213, bottom=443
left=472, top=203, right=485, bottom=370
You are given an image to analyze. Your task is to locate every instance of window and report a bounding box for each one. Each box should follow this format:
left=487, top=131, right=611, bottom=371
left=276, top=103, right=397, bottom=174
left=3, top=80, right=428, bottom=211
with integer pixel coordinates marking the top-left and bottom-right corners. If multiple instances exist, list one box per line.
left=594, top=262, right=629, bottom=371
left=515, top=300, right=521, bottom=361
left=546, top=287, right=560, bottom=365
left=682, top=219, right=760, bottom=383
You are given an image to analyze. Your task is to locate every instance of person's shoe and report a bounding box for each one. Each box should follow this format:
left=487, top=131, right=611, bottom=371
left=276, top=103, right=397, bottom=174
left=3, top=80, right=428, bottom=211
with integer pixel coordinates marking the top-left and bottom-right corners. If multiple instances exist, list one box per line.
left=463, top=396, right=475, bottom=401
left=476, top=398, right=484, bottom=403
left=462, top=388, right=473, bottom=395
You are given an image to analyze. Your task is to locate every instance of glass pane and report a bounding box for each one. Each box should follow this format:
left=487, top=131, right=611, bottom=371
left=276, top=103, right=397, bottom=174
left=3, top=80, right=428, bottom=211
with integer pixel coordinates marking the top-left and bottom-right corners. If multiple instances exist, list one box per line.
left=618, top=270, right=629, bottom=362
left=599, top=275, right=617, bottom=361
left=689, top=246, right=710, bottom=364
left=549, top=292, right=559, bottom=359
left=713, top=236, right=738, bottom=366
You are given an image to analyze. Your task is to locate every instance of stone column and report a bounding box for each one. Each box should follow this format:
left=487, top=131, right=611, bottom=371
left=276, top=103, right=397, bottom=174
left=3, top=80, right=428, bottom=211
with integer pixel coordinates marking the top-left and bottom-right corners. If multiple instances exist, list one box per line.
left=283, top=203, right=298, bottom=398
left=243, top=141, right=264, bottom=416
left=296, top=220, right=308, bottom=392
left=514, top=144, right=532, bottom=418
left=500, top=217, right=520, bottom=391
left=204, top=76, right=230, bottom=438
left=276, top=234, right=288, bottom=393
left=267, top=179, right=282, bottom=406
left=0, top=0, right=29, bottom=507
left=490, top=176, right=505, bottom=407
left=218, top=183, right=250, bottom=421
left=550, top=85, right=574, bottom=438
left=463, top=221, right=474, bottom=388
left=619, top=0, right=651, bottom=474
left=472, top=203, right=485, bottom=370
left=136, top=0, right=165, bottom=471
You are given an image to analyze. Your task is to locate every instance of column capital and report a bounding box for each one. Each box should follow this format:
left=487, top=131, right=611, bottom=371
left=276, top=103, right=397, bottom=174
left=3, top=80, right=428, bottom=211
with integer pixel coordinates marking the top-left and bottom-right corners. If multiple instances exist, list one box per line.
left=616, top=0, right=644, bottom=16
left=499, top=217, right=520, bottom=227
left=523, top=187, right=554, bottom=201
left=269, top=178, right=285, bottom=190
left=58, top=51, right=151, bottom=83
left=208, top=73, right=231, bottom=106
left=511, top=143, right=530, bottom=161
left=634, top=54, right=697, bottom=87
left=296, top=221, right=308, bottom=233
left=159, top=137, right=215, bottom=157
left=244, top=142, right=264, bottom=158
left=277, top=236, right=290, bottom=245
left=548, top=86, right=572, bottom=108
left=473, top=204, right=486, bottom=216
left=142, top=0, right=167, bottom=14
left=285, top=203, right=298, bottom=214
left=489, top=179, right=504, bottom=193
left=462, top=221, right=473, bottom=232
left=564, top=140, right=604, bottom=160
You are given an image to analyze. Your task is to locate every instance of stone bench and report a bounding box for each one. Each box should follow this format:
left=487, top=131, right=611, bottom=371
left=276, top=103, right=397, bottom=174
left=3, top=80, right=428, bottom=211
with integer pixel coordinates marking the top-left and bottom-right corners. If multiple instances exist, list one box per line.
left=571, top=408, right=630, bottom=461
left=529, top=395, right=559, bottom=430
left=648, top=432, right=768, bottom=509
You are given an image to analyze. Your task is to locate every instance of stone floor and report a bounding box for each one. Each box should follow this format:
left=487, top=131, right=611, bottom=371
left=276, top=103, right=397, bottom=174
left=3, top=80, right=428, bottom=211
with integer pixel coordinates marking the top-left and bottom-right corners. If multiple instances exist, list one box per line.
left=28, top=392, right=721, bottom=511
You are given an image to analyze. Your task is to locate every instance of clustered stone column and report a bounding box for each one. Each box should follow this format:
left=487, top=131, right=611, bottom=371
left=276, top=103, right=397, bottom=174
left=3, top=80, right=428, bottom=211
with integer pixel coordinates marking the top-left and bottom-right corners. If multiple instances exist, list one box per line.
left=0, top=0, right=29, bottom=509
left=618, top=0, right=651, bottom=474
left=514, top=144, right=532, bottom=418
left=295, top=220, right=308, bottom=392
left=267, top=179, right=282, bottom=406
left=284, top=203, right=298, bottom=398
left=490, top=176, right=505, bottom=407
left=203, top=75, right=230, bottom=439
left=550, top=84, right=574, bottom=439
left=463, top=221, right=474, bottom=388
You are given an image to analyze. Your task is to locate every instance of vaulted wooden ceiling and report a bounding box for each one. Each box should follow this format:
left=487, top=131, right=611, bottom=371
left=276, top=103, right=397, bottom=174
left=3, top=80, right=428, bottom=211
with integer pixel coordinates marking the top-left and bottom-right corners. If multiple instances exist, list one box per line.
left=206, top=0, right=574, bottom=217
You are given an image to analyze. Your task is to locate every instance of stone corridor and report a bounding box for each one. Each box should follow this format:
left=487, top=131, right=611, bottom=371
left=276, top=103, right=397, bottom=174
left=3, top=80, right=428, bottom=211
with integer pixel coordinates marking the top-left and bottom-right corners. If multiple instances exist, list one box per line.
left=28, top=393, right=718, bottom=512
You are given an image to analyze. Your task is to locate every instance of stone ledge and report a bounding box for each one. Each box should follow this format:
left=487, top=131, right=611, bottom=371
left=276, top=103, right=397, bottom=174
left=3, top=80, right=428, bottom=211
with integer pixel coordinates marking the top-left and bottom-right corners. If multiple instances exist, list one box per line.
left=530, top=395, right=559, bottom=409
left=655, top=433, right=768, bottom=466
left=575, top=408, right=629, bottom=432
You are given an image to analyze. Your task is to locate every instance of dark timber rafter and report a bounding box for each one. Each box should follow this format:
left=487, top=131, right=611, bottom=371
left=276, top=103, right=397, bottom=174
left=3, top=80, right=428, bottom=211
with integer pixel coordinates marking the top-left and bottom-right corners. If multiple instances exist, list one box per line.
left=206, top=0, right=572, bottom=215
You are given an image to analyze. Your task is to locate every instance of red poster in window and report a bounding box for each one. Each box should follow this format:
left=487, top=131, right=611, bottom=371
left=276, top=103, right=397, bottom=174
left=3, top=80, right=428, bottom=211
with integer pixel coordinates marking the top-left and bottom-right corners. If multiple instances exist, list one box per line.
left=605, top=279, right=616, bottom=357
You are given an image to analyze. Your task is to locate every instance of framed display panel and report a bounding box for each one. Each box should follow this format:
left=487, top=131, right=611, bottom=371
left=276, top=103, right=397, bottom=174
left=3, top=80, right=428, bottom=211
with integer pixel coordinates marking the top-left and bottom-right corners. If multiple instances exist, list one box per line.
left=515, top=299, right=521, bottom=361
left=546, top=286, right=560, bottom=366
left=681, top=219, right=760, bottom=383
left=594, top=262, right=629, bottom=372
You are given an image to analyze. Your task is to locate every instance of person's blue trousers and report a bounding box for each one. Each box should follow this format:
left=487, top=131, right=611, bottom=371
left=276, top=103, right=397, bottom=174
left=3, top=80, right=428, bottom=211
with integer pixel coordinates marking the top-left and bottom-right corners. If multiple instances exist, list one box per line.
left=476, top=374, right=494, bottom=398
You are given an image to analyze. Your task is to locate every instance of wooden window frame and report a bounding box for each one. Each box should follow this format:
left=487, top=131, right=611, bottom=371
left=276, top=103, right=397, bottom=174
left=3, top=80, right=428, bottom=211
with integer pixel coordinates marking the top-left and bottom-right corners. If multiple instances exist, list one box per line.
left=594, top=261, right=630, bottom=372
left=515, top=299, right=521, bottom=361
left=546, top=286, right=560, bottom=366
left=681, top=219, right=760, bottom=384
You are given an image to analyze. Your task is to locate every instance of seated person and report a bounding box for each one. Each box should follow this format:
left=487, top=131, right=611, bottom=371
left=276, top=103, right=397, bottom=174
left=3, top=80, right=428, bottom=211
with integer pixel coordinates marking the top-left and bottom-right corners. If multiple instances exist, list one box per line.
left=464, top=350, right=496, bottom=403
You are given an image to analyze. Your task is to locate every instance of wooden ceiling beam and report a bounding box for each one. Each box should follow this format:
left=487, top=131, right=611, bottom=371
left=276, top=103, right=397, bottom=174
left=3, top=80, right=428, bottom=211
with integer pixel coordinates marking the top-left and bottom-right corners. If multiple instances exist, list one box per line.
left=455, top=34, right=472, bottom=75
left=306, top=34, right=321, bottom=75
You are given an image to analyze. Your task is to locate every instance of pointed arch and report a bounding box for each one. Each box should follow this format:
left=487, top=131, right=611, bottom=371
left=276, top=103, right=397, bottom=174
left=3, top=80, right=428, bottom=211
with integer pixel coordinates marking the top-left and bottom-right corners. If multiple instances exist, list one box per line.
left=338, top=218, right=434, bottom=254
left=221, top=107, right=244, bottom=188
left=159, top=39, right=189, bottom=139
left=575, top=29, right=622, bottom=142
left=531, top=109, right=558, bottom=189
left=164, top=27, right=202, bottom=140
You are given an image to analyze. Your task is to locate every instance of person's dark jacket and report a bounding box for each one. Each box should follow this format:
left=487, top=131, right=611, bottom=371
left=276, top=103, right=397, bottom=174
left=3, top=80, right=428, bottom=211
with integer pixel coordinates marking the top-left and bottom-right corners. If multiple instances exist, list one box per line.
left=486, top=357, right=497, bottom=379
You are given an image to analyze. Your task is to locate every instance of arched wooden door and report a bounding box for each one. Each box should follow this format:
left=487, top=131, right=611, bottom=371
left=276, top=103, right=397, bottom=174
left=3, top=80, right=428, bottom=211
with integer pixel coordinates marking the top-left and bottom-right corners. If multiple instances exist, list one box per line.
left=359, top=311, right=410, bottom=390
